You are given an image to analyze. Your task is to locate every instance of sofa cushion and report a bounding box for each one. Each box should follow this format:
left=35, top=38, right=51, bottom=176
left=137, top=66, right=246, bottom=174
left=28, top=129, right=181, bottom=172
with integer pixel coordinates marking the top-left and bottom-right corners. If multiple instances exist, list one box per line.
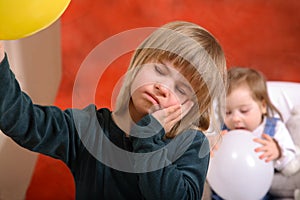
left=286, top=105, right=300, bottom=147
left=269, top=105, right=300, bottom=198
left=267, top=81, right=300, bottom=122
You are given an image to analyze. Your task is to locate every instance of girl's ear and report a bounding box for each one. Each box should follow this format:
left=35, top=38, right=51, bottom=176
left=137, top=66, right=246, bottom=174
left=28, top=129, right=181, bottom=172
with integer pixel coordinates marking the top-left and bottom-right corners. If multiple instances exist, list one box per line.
left=260, top=99, right=267, bottom=114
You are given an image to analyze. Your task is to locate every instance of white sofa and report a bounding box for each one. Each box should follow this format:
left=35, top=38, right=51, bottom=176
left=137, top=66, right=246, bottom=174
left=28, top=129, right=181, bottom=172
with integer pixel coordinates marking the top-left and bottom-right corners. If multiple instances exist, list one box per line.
left=267, top=81, right=300, bottom=200
left=203, top=81, right=300, bottom=200
left=267, top=81, right=300, bottom=123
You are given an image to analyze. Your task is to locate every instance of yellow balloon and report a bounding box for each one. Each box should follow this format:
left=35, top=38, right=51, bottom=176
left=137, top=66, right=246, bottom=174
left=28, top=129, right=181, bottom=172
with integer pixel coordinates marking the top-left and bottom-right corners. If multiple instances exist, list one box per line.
left=0, top=0, right=71, bottom=40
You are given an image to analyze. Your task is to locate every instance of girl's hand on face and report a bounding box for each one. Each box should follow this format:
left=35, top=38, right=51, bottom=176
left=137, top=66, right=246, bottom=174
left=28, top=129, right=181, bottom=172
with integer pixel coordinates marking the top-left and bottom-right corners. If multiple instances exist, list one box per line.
left=152, top=100, right=194, bottom=133
left=253, top=133, right=281, bottom=162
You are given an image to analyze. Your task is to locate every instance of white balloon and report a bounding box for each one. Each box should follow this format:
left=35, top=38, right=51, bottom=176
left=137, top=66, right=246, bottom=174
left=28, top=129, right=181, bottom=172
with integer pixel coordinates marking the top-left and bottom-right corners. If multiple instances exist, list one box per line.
left=207, top=130, right=274, bottom=200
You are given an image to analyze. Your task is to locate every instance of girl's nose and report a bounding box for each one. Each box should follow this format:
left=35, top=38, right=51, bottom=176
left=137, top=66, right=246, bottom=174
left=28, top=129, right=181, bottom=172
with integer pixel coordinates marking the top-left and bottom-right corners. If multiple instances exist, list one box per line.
left=154, top=83, right=169, bottom=98
left=232, top=112, right=241, bottom=122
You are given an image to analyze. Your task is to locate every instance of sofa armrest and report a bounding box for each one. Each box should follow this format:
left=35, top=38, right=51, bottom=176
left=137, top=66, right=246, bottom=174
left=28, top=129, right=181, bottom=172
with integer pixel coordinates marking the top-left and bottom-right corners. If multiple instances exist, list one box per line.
left=267, top=81, right=300, bottom=122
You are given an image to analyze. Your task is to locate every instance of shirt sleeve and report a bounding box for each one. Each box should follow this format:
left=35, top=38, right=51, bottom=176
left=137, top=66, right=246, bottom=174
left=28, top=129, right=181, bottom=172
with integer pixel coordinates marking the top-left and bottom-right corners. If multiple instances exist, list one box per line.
left=0, top=53, right=82, bottom=166
left=130, top=115, right=210, bottom=200
left=273, top=120, right=296, bottom=170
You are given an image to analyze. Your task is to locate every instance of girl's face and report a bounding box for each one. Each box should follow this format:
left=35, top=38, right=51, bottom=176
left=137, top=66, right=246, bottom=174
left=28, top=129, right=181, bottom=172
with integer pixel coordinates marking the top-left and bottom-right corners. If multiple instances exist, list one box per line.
left=225, top=84, right=267, bottom=132
left=129, top=61, right=194, bottom=122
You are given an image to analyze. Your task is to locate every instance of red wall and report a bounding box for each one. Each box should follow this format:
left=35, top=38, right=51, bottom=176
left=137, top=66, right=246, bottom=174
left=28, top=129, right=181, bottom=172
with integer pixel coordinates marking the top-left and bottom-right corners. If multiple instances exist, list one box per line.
left=55, top=0, right=300, bottom=110
left=26, top=1, right=300, bottom=199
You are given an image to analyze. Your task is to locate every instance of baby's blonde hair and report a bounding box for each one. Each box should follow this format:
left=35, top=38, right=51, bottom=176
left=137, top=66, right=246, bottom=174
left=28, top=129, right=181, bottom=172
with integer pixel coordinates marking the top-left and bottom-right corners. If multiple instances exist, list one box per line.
left=115, top=21, right=227, bottom=138
left=227, top=67, right=283, bottom=120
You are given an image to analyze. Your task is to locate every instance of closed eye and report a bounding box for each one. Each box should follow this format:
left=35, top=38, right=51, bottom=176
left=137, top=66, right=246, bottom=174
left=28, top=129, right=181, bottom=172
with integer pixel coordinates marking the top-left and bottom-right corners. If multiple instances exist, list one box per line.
left=240, top=109, right=249, bottom=114
left=176, top=85, right=187, bottom=95
left=154, top=64, right=167, bottom=75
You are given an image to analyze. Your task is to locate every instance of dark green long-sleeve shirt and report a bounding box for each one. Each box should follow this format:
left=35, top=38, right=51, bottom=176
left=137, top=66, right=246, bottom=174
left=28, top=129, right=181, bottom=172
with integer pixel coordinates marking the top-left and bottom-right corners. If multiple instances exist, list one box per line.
left=0, top=54, right=210, bottom=200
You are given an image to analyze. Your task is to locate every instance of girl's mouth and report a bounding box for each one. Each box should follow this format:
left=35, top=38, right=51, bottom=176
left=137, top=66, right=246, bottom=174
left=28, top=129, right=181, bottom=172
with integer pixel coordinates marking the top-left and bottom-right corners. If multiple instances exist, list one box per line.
left=235, top=127, right=246, bottom=130
left=145, top=92, right=160, bottom=106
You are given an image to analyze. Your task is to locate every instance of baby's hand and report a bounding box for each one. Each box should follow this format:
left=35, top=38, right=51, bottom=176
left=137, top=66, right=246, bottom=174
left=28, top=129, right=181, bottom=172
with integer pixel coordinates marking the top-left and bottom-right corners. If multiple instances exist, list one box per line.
left=253, top=133, right=281, bottom=162
left=152, top=101, right=193, bottom=133
left=210, top=130, right=228, bottom=157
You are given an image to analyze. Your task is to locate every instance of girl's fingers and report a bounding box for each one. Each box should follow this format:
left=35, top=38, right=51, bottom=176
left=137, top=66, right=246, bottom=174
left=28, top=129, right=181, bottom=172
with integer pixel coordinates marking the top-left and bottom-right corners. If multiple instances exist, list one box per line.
left=152, top=104, right=180, bottom=125
left=152, top=101, right=194, bottom=133
left=181, top=100, right=194, bottom=119
left=166, top=101, right=193, bottom=124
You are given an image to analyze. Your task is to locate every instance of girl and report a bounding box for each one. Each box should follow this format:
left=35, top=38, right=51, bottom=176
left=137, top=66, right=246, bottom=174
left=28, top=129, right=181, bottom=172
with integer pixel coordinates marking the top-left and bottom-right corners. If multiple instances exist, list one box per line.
left=212, top=67, right=296, bottom=200
left=225, top=67, right=295, bottom=169
left=0, top=21, right=226, bottom=200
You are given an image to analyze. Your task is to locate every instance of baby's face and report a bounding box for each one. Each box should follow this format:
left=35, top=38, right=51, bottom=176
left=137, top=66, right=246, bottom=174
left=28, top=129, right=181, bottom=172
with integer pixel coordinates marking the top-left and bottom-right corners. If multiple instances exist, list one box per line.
left=129, top=61, right=194, bottom=122
left=225, top=84, right=267, bottom=132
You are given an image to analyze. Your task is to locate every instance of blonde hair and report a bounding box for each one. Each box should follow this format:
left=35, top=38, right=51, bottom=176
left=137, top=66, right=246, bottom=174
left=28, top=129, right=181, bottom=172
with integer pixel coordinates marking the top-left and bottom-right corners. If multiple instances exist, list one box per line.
left=115, top=21, right=227, bottom=138
left=227, top=67, right=283, bottom=120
